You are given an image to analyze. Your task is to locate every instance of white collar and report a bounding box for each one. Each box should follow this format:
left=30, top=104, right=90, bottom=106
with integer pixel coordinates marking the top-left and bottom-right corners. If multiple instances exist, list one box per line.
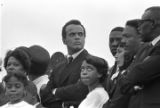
left=7, top=101, right=31, bottom=107
left=151, top=35, right=160, bottom=46
left=67, top=49, right=84, bottom=60
left=33, top=75, right=48, bottom=85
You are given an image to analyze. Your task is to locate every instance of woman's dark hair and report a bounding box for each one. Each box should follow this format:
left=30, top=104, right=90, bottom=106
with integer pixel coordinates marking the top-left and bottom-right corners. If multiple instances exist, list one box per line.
left=4, top=47, right=31, bottom=74
left=3, top=72, right=28, bottom=87
left=85, top=55, right=108, bottom=83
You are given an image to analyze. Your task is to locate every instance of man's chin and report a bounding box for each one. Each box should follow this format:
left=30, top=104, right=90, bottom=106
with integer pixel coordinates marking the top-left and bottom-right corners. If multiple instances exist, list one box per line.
left=111, top=51, right=117, bottom=56
left=73, top=47, right=83, bottom=52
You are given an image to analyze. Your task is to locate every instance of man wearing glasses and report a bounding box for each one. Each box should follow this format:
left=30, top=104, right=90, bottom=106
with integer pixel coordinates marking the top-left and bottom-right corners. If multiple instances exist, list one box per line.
left=120, top=6, right=160, bottom=108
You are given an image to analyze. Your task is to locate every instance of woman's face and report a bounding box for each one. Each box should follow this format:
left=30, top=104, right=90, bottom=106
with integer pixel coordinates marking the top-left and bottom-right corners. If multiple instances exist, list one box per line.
left=6, top=57, right=25, bottom=74
left=115, top=47, right=125, bottom=67
left=80, top=60, right=101, bottom=86
left=5, top=76, right=25, bottom=104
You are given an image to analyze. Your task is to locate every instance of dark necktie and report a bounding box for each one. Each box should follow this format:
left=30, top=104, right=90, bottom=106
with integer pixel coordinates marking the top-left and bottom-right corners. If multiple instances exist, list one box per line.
left=68, top=56, right=73, bottom=64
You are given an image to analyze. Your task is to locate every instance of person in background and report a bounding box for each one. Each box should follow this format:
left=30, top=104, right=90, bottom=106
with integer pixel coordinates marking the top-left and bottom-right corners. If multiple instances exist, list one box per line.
left=103, top=44, right=132, bottom=108
left=1, top=72, right=35, bottom=108
left=40, top=19, right=90, bottom=108
left=109, top=27, right=124, bottom=57
left=105, top=27, right=124, bottom=98
left=46, top=52, right=66, bottom=77
left=120, top=6, right=160, bottom=108
left=78, top=55, right=109, bottom=108
left=103, top=19, right=142, bottom=108
left=2, top=47, right=38, bottom=105
left=121, top=19, right=146, bottom=108
left=27, top=45, right=50, bottom=96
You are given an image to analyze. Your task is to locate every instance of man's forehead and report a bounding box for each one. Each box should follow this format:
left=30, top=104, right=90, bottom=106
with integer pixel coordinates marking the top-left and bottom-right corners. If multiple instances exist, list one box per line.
left=110, top=31, right=122, bottom=38
left=66, top=24, right=83, bottom=33
left=142, top=9, right=160, bottom=21
left=122, top=25, right=137, bottom=35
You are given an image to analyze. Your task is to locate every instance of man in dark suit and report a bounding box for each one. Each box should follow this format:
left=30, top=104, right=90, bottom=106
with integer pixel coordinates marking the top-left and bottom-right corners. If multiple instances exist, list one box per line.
left=103, top=19, right=142, bottom=108
left=105, top=27, right=124, bottom=93
left=120, top=6, right=160, bottom=108
left=40, top=19, right=89, bottom=108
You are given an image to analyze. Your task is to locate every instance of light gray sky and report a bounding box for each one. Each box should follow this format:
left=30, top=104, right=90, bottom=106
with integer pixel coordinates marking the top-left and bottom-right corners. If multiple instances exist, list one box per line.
left=1, top=0, right=160, bottom=66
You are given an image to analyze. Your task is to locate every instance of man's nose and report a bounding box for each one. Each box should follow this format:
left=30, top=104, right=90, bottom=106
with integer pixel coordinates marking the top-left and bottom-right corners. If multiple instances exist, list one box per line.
left=112, top=40, right=119, bottom=46
left=75, top=34, right=81, bottom=39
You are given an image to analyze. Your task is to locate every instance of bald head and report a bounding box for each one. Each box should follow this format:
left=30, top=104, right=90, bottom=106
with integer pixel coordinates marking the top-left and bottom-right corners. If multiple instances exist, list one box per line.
left=138, top=6, right=160, bottom=42
left=142, top=6, right=160, bottom=24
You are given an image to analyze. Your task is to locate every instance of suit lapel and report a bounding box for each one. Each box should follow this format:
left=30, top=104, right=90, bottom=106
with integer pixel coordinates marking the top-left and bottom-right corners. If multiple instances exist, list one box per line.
left=148, top=40, right=160, bottom=56
left=59, top=50, right=88, bottom=85
left=134, top=43, right=152, bottom=63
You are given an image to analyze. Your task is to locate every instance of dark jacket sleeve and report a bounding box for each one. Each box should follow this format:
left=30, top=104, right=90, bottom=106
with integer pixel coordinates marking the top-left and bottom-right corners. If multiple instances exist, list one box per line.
left=55, top=80, right=88, bottom=101
left=120, top=45, right=160, bottom=93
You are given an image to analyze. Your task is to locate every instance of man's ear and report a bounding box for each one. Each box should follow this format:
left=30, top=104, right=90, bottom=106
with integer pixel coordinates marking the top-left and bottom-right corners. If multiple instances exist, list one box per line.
left=62, top=38, right=66, bottom=45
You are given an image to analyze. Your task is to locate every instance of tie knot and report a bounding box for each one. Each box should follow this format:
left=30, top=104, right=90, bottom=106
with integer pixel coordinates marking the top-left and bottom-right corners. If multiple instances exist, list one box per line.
left=68, top=56, right=73, bottom=64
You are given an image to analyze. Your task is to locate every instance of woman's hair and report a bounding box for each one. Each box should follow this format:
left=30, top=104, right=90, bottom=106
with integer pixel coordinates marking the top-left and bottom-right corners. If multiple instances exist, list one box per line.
left=4, top=47, right=31, bottom=74
left=85, top=55, right=108, bottom=83
left=3, top=72, right=28, bottom=87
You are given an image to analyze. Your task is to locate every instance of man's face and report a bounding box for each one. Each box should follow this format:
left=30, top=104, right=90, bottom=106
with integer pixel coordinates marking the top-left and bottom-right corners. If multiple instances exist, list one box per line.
left=109, top=31, right=122, bottom=56
left=138, top=10, right=155, bottom=42
left=122, top=25, right=140, bottom=54
left=63, top=24, right=85, bottom=54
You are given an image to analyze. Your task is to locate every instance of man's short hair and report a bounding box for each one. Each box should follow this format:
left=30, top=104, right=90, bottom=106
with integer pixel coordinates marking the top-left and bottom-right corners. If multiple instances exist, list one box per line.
left=111, top=27, right=124, bottom=32
left=126, top=19, right=141, bottom=34
left=145, top=6, right=160, bottom=13
left=62, top=19, right=86, bottom=39
left=145, top=6, right=160, bottom=23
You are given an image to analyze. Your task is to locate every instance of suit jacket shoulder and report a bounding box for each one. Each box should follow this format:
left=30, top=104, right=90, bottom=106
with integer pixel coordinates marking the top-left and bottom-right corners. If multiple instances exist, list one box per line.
left=40, top=49, right=89, bottom=107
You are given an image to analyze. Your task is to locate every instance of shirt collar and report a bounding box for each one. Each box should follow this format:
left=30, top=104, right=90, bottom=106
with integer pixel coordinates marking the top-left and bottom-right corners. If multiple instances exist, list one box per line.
left=67, top=49, right=84, bottom=60
left=33, top=75, right=48, bottom=85
left=151, top=35, right=160, bottom=46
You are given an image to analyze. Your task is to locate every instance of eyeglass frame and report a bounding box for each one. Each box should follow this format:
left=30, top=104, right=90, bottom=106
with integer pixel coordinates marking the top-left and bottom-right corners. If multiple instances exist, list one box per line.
left=138, top=19, right=155, bottom=26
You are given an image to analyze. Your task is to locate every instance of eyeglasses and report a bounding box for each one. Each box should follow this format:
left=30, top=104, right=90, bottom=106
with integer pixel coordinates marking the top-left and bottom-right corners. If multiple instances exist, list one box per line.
left=138, top=19, right=155, bottom=26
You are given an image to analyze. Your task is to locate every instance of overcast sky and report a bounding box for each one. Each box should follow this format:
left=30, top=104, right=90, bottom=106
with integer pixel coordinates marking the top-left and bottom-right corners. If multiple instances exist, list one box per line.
left=1, top=0, right=160, bottom=66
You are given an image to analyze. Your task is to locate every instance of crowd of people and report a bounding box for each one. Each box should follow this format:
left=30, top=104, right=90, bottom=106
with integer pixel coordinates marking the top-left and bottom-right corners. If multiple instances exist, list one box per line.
left=0, top=6, right=160, bottom=108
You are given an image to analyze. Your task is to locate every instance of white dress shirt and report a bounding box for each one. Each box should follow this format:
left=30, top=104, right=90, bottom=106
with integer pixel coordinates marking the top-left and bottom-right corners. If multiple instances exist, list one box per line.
left=1, top=101, right=35, bottom=108
left=151, top=35, right=160, bottom=46
left=78, top=87, right=109, bottom=108
left=33, top=75, right=49, bottom=95
left=66, top=49, right=84, bottom=61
